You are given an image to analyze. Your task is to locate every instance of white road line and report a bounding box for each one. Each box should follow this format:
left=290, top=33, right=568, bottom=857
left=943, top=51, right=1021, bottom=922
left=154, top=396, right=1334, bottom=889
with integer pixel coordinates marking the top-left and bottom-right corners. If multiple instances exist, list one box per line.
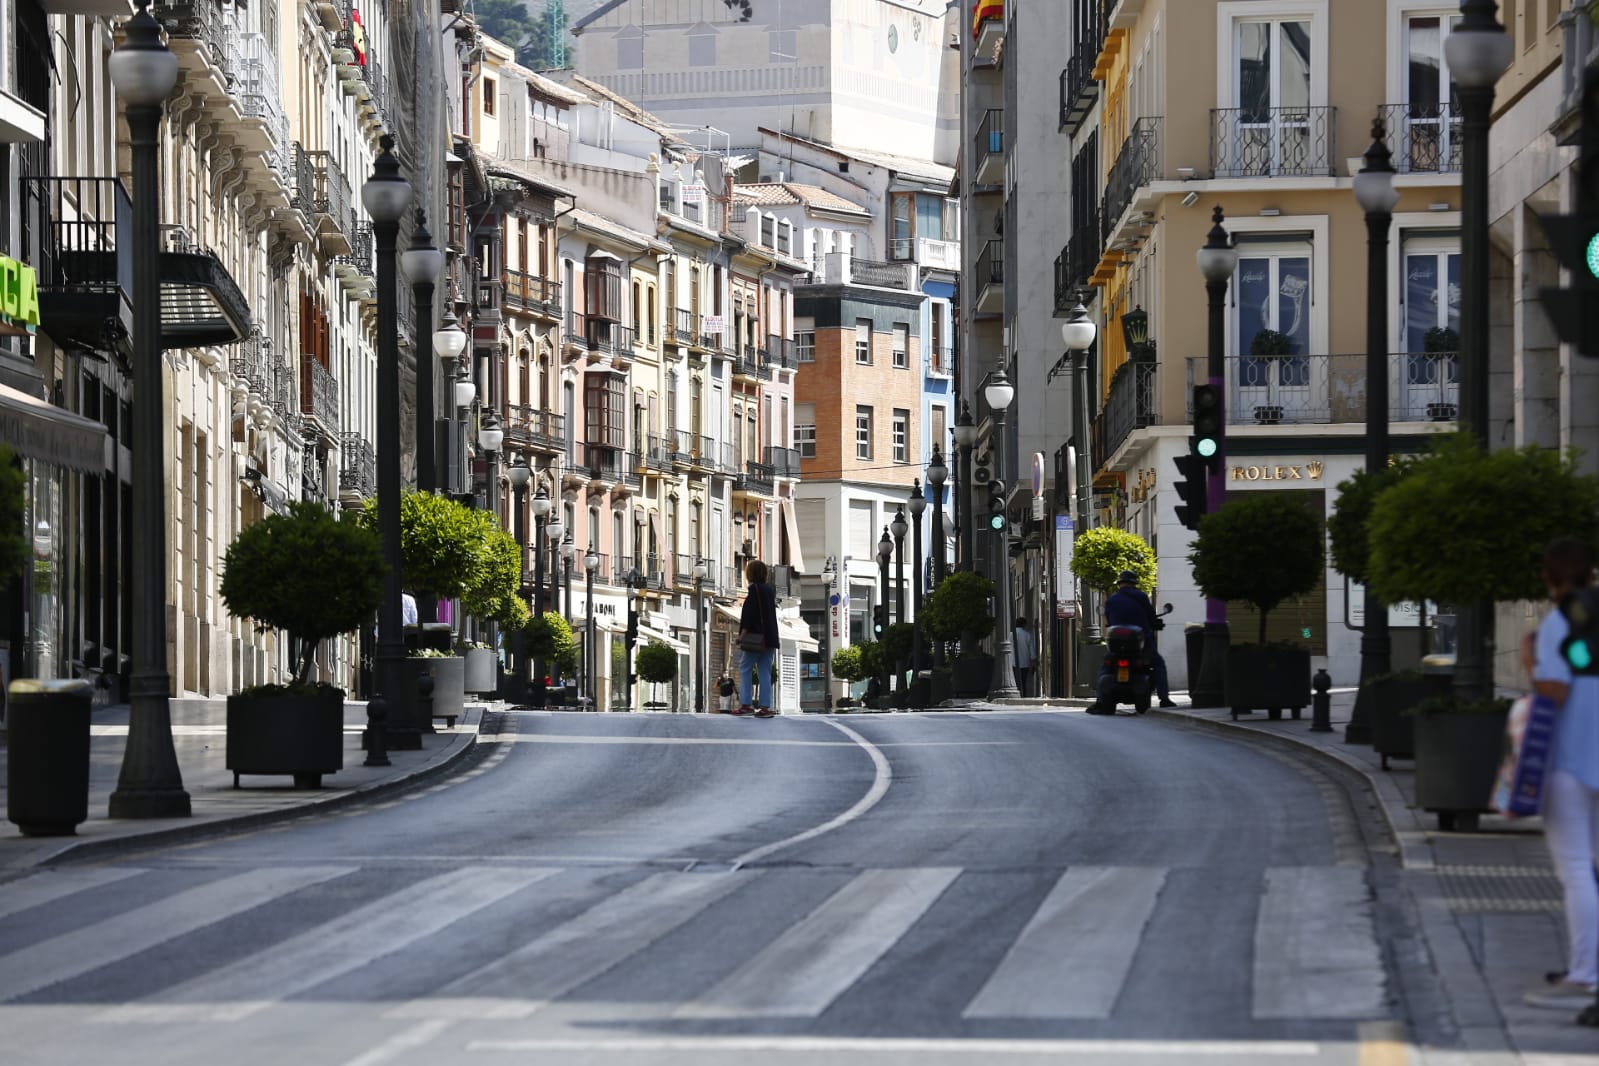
left=392, top=869, right=756, bottom=1019
left=0, top=865, right=147, bottom=921
left=465, top=1036, right=1322, bottom=1056
left=963, top=866, right=1168, bottom=1019
left=677, top=866, right=959, bottom=1019
left=495, top=733, right=858, bottom=746
left=731, top=717, right=892, bottom=869
left=1253, top=866, right=1388, bottom=1020
left=0, top=866, right=353, bottom=1002
left=99, top=866, right=555, bottom=1023
left=339, top=1019, right=453, bottom=1066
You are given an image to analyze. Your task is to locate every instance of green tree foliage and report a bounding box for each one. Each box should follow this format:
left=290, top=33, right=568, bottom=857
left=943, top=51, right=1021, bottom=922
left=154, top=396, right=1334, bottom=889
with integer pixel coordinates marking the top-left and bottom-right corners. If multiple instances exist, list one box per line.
left=524, top=610, right=578, bottom=673
left=0, top=445, right=25, bottom=585
left=475, top=0, right=566, bottom=68
left=921, top=570, right=996, bottom=651
left=1368, top=435, right=1599, bottom=607
left=636, top=640, right=677, bottom=684
left=1070, top=526, right=1156, bottom=593
left=1327, top=457, right=1418, bottom=585
left=1190, top=493, right=1324, bottom=645
left=359, top=491, right=485, bottom=602
left=461, top=520, right=525, bottom=626
left=831, top=644, right=868, bottom=683
left=857, top=640, right=886, bottom=680
left=881, top=621, right=915, bottom=665
left=221, top=502, right=384, bottom=687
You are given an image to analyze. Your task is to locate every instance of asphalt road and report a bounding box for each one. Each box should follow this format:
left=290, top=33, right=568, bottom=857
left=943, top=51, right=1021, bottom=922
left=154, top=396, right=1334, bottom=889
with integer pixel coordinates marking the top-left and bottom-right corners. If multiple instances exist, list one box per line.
left=0, top=708, right=1420, bottom=1065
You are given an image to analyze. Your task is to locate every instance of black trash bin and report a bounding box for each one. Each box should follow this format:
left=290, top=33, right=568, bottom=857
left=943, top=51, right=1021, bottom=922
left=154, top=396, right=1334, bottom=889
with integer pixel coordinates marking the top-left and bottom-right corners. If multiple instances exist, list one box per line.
left=1185, top=624, right=1205, bottom=691
left=421, top=622, right=453, bottom=653
left=7, top=679, right=93, bottom=837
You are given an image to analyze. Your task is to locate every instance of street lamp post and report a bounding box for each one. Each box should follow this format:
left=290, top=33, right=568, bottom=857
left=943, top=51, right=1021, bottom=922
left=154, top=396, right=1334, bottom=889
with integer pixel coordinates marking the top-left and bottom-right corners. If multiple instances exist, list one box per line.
left=435, top=313, right=468, bottom=497
left=877, top=527, right=893, bottom=699
left=985, top=369, right=1020, bottom=699
left=623, top=568, right=644, bottom=713
left=820, top=555, right=837, bottom=710
left=953, top=402, right=977, bottom=572
left=107, top=0, right=190, bottom=818
left=693, top=556, right=708, bottom=711
left=584, top=543, right=599, bottom=707
left=508, top=458, right=532, bottom=702
left=479, top=412, right=504, bottom=663
left=561, top=531, right=574, bottom=623
left=1347, top=119, right=1402, bottom=742
left=401, top=211, right=444, bottom=626
left=1194, top=207, right=1240, bottom=709
left=908, top=482, right=927, bottom=676
left=926, top=447, right=948, bottom=667
left=1062, top=297, right=1099, bottom=646
left=362, top=136, right=415, bottom=754
left=1447, top=0, right=1513, bottom=705
left=892, top=506, right=908, bottom=625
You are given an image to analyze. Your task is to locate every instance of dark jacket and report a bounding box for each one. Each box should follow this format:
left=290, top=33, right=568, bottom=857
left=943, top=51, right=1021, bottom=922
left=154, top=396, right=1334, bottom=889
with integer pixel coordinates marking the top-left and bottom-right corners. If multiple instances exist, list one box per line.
left=739, top=581, right=781, bottom=650
left=1105, top=585, right=1158, bottom=633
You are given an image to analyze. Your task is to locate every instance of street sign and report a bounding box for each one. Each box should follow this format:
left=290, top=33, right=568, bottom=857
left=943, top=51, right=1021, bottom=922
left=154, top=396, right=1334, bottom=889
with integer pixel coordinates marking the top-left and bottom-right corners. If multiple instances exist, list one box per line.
left=1055, top=514, right=1075, bottom=618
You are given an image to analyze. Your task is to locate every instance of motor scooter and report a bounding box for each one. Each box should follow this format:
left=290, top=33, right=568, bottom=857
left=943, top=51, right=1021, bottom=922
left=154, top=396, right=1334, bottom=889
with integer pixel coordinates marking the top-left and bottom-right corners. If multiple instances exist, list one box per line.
left=1086, top=603, right=1172, bottom=716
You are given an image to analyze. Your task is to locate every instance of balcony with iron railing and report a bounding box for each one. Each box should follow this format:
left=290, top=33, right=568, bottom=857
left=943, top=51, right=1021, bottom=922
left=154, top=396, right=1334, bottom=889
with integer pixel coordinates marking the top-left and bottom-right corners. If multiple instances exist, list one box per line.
left=300, top=358, right=339, bottom=437
left=1101, top=117, right=1161, bottom=242
left=1059, top=52, right=1101, bottom=135
left=1089, top=359, right=1157, bottom=471
left=621, top=452, right=644, bottom=487
left=503, top=270, right=561, bottom=318
left=849, top=256, right=914, bottom=290
left=975, top=108, right=1005, bottom=185
left=153, top=0, right=230, bottom=79
left=645, top=433, right=674, bottom=471
left=765, top=446, right=801, bottom=478
left=1056, top=205, right=1101, bottom=314
left=768, top=335, right=796, bottom=370
left=1210, top=106, right=1337, bottom=179
left=738, top=460, right=775, bottom=497
left=287, top=142, right=315, bottom=216
left=338, top=431, right=376, bottom=499
left=669, top=308, right=696, bottom=347
left=26, top=176, right=133, bottom=350
left=334, top=220, right=373, bottom=295
left=733, top=347, right=768, bottom=381
left=229, top=29, right=287, bottom=160
left=1377, top=103, right=1462, bottom=174
left=975, top=239, right=1004, bottom=314
left=306, top=150, right=354, bottom=255
left=927, top=344, right=954, bottom=378
left=1180, top=352, right=1460, bottom=428
left=573, top=441, right=625, bottom=483
left=506, top=405, right=565, bottom=452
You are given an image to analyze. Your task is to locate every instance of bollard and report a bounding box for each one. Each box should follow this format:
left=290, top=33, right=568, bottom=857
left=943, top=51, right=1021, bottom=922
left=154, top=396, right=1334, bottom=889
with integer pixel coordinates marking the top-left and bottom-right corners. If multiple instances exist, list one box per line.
left=1309, top=668, right=1333, bottom=733
left=7, top=679, right=93, bottom=836
left=364, top=693, right=390, bottom=767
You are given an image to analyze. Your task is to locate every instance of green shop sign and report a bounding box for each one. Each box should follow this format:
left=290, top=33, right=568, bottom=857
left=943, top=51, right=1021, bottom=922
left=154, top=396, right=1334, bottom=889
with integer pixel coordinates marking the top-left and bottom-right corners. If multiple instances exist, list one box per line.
left=0, top=255, right=40, bottom=336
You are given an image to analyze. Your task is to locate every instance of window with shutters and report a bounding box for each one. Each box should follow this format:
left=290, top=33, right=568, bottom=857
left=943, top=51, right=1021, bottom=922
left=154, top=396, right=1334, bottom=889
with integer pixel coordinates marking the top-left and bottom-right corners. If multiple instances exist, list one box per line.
left=892, top=324, right=909, bottom=368
left=892, top=409, right=909, bottom=463
left=855, top=405, right=873, bottom=460
left=585, top=375, right=626, bottom=448
left=796, top=403, right=816, bottom=459
left=585, top=255, right=623, bottom=321
left=855, top=318, right=872, bottom=364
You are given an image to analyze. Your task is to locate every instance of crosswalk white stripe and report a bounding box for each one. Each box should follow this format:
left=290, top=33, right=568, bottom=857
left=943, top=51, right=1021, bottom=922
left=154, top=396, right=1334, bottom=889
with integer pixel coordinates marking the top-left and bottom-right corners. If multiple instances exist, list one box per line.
left=466, top=1036, right=1322, bottom=1056
left=1252, top=866, right=1387, bottom=1019
left=0, top=865, right=354, bottom=1003
left=392, top=869, right=757, bottom=1019
left=678, top=866, right=960, bottom=1019
left=106, top=866, right=555, bottom=1020
left=0, top=865, right=148, bottom=922
left=962, top=866, right=1168, bottom=1020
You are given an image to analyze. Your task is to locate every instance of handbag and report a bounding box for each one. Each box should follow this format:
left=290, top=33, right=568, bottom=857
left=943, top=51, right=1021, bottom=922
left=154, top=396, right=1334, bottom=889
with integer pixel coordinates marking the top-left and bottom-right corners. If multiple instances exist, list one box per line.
left=738, top=586, right=767, bottom=652
left=1491, top=694, right=1558, bottom=818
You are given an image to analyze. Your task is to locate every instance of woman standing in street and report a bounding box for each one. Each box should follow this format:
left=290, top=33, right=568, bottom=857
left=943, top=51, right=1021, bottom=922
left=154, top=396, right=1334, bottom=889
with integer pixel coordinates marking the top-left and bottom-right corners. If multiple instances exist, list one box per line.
left=735, top=560, right=781, bottom=718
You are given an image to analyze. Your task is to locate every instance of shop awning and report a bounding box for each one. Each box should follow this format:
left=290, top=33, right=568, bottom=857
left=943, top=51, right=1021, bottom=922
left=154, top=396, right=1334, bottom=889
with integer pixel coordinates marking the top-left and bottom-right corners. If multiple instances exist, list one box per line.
left=637, top=624, right=689, bottom=654
left=779, top=616, right=818, bottom=653
left=779, top=498, right=807, bottom=576
left=0, top=382, right=107, bottom=473
left=714, top=603, right=742, bottom=626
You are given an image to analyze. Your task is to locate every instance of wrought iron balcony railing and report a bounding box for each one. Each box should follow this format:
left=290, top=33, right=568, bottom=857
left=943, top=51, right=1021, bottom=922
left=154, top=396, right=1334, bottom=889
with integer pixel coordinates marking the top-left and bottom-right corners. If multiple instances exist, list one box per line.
left=977, top=239, right=1003, bottom=286
left=1089, top=359, right=1157, bottom=471
left=740, top=460, right=775, bottom=496
left=236, top=327, right=271, bottom=395
left=1378, top=103, right=1462, bottom=174
left=1210, top=106, right=1337, bottom=179
left=1101, top=117, right=1161, bottom=239
left=849, top=256, right=914, bottom=290
left=670, top=308, right=696, bottom=346
left=338, top=431, right=376, bottom=498
left=503, top=270, right=561, bottom=316
left=1180, top=352, right=1461, bottom=427
left=335, top=220, right=373, bottom=277
left=764, top=446, right=801, bottom=478
left=306, top=150, right=354, bottom=235
left=645, top=433, right=674, bottom=471
left=506, top=405, right=565, bottom=451
left=1059, top=52, right=1100, bottom=134
left=768, top=335, right=796, bottom=369
left=154, top=0, right=229, bottom=72
left=300, top=358, right=338, bottom=431
left=288, top=142, right=314, bottom=214
left=975, top=108, right=1005, bottom=176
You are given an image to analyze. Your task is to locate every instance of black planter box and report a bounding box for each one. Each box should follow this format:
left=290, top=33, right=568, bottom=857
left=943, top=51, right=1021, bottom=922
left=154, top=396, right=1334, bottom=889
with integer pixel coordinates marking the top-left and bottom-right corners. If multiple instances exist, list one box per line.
left=7, top=679, right=93, bottom=836
left=951, top=655, right=992, bottom=697
left=1414, top=706, right=1510, bottom=831
left=226, top=688, right=345, bottom=788
left=1224, top=646, right=1311, bottom=720
left=1367, top=675, right=1449, bottom=768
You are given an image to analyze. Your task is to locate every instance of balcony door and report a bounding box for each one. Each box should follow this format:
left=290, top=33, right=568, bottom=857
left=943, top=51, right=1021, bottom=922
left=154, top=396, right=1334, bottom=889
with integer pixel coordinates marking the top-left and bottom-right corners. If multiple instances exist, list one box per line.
left=1401, top=14, right=1462, bottom=172
left=1234, top=246, right=1313, bottom=423
left=1234, top=19, right=1311, bottom=175
left=1401, top=240, right=1460, bottom=421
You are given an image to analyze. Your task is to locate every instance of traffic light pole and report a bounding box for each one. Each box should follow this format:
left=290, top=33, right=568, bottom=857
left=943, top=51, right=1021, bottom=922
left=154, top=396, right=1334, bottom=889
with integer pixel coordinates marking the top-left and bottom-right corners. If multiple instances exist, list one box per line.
left=1194, top=297, right=1230, bottom=710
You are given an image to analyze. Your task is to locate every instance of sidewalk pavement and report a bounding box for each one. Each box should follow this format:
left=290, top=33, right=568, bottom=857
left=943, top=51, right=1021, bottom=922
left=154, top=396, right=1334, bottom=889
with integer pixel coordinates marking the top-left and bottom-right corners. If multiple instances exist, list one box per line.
left=0, top=697, right=483, bottom=875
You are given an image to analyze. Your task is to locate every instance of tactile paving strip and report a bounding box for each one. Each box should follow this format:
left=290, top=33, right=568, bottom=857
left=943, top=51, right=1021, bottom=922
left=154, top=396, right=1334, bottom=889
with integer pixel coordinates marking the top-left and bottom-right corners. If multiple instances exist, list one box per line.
left=1436, top=865, right=1564, bottom=912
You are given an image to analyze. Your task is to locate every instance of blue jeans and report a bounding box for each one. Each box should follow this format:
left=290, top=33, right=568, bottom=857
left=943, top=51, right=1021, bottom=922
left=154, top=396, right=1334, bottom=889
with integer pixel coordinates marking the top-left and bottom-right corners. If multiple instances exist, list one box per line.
left=739, top=646, right=775, bottom=708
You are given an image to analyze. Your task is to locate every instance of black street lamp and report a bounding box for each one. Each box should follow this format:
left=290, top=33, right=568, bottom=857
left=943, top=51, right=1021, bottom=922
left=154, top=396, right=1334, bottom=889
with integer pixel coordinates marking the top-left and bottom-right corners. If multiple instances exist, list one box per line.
left=508, top=457, right=532, bottom=702
left=820, top=554, right=838, bottom=710
left=435, top=312, right=468, bottom=496
left=452, top=351, right=475, bottom=498
left=1193, top=206, right=1239, bottom=709
left=908, top=481, right=927, bottom=675
left=478, top=411, right=504, bottom=660
left=561, top=530, right=574, bottom=623
left=361, top=135, right=415, bottom=754
left=877, top=527, right=893, bottom=697
left=953, top=402, right=977, bottom=571
left=1447, top=0, right=1513, bottom=705
left=985, top=369, right=1019, bottom=699
left=544, top=508, right=564, bottom=613
left=1347, top=118, right=1401, bottom=743
left=926, top=446, right=948, bottom=668
left=891, top=506, right=908, bottom=625
left=1061, top=296, right=1099, bottom=645
left=107, top=0, right=190, bottom=818
left=529, top=484, right=551, bottom=615
left=623, top=568, right=645, bottom=712
left=584, top=542, right=600, bottom=707
left=693, top=556, right=709, bottom=711
left=402, top=211, right=443, bottom=628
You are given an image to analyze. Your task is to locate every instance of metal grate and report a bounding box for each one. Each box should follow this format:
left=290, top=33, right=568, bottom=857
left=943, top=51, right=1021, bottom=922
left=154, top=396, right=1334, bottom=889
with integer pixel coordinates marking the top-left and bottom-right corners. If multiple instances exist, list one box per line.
left=1435, top=865, right=1564, bottom=913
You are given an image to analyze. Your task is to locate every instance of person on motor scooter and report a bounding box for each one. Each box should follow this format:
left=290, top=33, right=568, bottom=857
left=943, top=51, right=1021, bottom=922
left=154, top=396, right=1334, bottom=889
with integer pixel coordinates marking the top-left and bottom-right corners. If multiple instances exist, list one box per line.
left=1104, top=571, right=1174, bottom=707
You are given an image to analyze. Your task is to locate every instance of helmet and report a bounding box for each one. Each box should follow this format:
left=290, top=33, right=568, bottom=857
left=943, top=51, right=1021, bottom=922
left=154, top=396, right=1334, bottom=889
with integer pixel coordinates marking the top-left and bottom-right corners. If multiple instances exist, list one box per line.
left=1117, top=570, right=1138, bottom=585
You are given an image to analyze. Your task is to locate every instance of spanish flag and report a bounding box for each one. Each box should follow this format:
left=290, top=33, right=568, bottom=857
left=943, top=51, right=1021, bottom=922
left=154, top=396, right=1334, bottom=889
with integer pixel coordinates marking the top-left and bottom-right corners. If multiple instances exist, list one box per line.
left=972, top=0, right=1003, bottom=40
left=350, top=7, right=368, bottom=66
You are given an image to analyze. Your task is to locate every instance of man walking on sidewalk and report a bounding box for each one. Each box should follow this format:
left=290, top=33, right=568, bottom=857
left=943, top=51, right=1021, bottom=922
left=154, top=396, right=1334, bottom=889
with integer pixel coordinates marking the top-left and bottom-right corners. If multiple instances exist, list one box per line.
left=1013, top=618, right=1036, bottom=697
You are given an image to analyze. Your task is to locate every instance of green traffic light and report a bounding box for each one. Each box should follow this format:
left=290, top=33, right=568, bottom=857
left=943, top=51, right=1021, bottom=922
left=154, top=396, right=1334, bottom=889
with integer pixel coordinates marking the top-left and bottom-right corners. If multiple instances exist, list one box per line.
left=1196, top=438, right=1218, bottom=459
left=989, top=514, right=1006, bottom=530
left=1588, top=233, right=1599, bottom=280
left=1570, top=638, right=1594, bottom=671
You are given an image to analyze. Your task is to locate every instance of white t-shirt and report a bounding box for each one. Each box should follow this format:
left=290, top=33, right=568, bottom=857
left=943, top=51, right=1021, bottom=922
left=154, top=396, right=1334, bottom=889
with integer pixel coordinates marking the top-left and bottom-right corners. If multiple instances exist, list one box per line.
left=402, top=593, right=418, bottom=627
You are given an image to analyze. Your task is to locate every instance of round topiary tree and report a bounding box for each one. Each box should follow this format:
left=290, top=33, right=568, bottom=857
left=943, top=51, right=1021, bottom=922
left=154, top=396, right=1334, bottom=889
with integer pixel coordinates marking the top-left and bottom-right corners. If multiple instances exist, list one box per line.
left=0, top=445, right=25, bottom=586
left=359, top=490, right=487, bottom=604
left=831, top=644, right=867, bottom=685
left=1190, top=492, right=1324, bottom=646
left=1368, top=436, right=1599, bottom=612
left=636, top=640, right=677, bottom=704
left=922, top=570, right=996, bottom=654
left=221, top=502, right=384, bottom=688
left=524, top=610, right=578, bottom=674
left=1070, top=526, right=1156, bottom=593
left=461, top=520, right=524, bottom=628
left=881, top=621, right=915, bottom=667
left=1327, top=456, right=1418, bottom=585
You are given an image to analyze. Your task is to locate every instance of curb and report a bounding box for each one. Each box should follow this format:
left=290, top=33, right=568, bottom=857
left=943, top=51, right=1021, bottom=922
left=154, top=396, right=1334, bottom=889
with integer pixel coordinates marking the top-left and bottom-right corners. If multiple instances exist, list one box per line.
left=21, top=712, right=486, bottom=870
left=1148, top=707, right=1436, bottom=871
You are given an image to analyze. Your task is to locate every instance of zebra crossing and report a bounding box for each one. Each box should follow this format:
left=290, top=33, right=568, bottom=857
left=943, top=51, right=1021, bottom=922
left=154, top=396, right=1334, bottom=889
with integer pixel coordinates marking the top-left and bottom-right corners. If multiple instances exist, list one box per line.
left=0, top=859, right=1391, bottom=1029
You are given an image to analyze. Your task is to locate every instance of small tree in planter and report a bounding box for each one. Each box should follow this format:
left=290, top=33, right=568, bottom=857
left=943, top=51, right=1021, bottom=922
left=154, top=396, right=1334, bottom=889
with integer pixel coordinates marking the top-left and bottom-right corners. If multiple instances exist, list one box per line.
left=460, top=519, right=524, bottom=693
left=1190, top=492, right=1324, bottom=719
left=922, top=571, right=998, bottom=697
left=636, top=640, right=677, bottom=707
left=524, top=610, right=579, bottom=686
left=1070, top=526, right=1156, bottom=595
left=831, top=644, right=868, bottom=707
left=1368, top=435, right=1599, bottom=828
left=220, top=502, right=383, bottom=787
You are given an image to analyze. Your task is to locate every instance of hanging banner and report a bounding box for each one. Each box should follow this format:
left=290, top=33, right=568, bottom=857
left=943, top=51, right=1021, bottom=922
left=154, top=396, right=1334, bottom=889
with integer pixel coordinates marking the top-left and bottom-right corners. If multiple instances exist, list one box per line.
left=1055, top=514, right=1075, bottom=618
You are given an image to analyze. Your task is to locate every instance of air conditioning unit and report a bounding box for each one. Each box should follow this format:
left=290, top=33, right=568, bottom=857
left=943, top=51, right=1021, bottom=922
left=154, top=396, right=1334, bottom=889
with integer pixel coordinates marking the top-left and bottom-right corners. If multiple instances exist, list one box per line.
left=974, top=465, right=993, bottom=484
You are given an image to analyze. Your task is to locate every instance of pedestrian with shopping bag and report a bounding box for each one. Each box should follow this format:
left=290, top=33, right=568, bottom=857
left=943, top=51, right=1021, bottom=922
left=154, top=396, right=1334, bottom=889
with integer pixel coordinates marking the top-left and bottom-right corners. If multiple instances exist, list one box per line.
left=735, top=560, right=780, bottom=718
left=1521, top=537, right=1599, bottom=1010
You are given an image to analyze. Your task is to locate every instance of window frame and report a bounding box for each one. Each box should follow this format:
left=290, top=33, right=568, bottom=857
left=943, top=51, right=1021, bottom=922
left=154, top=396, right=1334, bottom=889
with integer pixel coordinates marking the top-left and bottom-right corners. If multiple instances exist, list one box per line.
left=855, top=405, right=873, bottom=461
left=891, top=408, right=909, bottom=464
left=855, top=318, right=872, bottom=365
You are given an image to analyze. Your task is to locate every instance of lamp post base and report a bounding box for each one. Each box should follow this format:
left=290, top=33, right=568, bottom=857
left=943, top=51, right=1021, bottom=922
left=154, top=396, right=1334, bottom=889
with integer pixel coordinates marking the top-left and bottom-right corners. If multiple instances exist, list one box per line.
left=108, top=786, right=191, bottom=820
left=1192, top=621, right=1230, bottom=709
left=108, top=681, right=192, bottom=819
